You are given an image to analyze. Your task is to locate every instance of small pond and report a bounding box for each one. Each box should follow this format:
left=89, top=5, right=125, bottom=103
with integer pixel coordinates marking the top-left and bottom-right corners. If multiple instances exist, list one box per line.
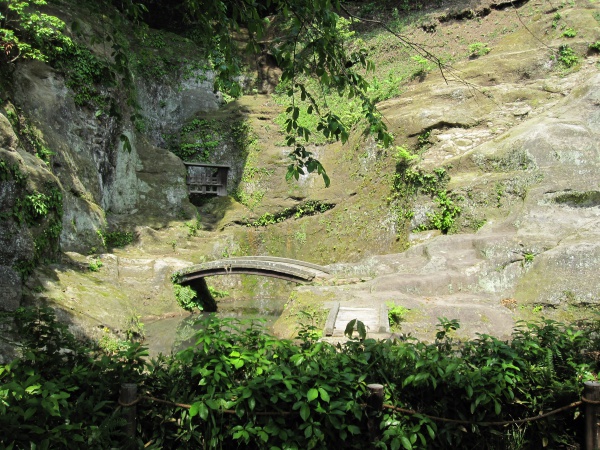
left=143, top=296, right=286, bottom=356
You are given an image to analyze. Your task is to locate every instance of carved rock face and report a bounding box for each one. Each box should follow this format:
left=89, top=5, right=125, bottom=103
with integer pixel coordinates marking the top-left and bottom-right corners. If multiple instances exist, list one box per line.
left=0, top=266, right=22, bottom=311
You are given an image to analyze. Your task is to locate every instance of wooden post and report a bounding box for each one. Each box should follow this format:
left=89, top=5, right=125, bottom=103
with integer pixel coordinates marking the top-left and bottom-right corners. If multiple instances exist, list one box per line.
left=120, top=383, right=138, bottom=441
left=366, top=383, right=384, bottom=442
left=585, top=381, right=600, bottom=450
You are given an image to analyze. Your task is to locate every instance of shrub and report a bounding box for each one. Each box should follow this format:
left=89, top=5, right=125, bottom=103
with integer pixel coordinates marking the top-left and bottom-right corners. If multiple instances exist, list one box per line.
left=173, top=284, right=202, bottom=312
left=469, top=42, right=491, bottom=57
left=0, top=307, right=147, bottom=449
left=557, top=45, right=579, bottom=68
left=88, top=258, right=103, bottom=272
left=387, top=302, right=409, bottom=331
left=1, top=308, right=598, bottom=449
left=97, top=230, right=134, bottom=249
left=423, top=190, right=463, bottom=234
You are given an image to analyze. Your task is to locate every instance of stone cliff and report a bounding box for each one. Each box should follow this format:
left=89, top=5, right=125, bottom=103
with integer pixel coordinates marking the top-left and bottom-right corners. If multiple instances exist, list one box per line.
left=0, top=0, right=599, bottom=355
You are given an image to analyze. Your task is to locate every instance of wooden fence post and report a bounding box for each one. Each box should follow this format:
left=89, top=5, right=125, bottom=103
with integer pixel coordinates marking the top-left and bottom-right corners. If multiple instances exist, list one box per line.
left=366, top=383, right=384, bottom=442
left=120, top=383, right=138, bottom=441
left=585, top=381, right=600, bottom=450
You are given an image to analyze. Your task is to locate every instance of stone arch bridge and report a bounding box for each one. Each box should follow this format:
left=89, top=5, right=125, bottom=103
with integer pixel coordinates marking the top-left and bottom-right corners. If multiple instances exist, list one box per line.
left=173, top=256, right=331, bottom=312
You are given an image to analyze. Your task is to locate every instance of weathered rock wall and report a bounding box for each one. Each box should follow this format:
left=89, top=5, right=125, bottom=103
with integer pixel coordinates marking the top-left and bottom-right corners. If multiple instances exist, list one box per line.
left=0, top=3, right=223, bottom=314
left=0, top=116, right=61, bottom=311
left=2, top=0, right=599, bottom=350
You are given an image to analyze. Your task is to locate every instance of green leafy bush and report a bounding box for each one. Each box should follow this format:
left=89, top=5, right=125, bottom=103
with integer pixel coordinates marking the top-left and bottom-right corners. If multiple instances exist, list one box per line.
left=208, top=286, right=229, bottom=299
left=173, top=284, right=202, bottom=312
left=88, top=258, right=103, bottom=272
left=425, top=191, right=463, bottom=234
left=98, top=230, right=134, bottom=249
left=247, top=200, right=335, bottom=227
left=167, top=118, right=223, bottom=162
left=469, top=42, right=491, bottom=57
left=10, top=185, right=63, bottom=275
left=387, top=302, right=409, bottom=331
left=0, top=0, right=72, bottom=64
left=2, top=308, right=598, bottom=449
left=393, top=145, right=419, bottom=168
left=557, top=45, right=579, bottom=68
left=0, top=307, right=147, bottom=449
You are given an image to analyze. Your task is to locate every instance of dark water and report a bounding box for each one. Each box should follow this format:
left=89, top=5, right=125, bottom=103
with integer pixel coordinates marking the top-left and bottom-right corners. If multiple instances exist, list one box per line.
left=143, top=298, right=285, bottom=357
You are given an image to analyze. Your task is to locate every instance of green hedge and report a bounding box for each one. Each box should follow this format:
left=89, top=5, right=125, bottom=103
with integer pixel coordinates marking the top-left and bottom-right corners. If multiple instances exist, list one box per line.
left=1, top=307, right=598, bottom=449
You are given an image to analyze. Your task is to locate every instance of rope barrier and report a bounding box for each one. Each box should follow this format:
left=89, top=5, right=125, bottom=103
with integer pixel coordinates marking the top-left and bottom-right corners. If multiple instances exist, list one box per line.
left=582, top=396, right=600, bottom=405
left=382, top=401, right=583, bottom=426
left=118, top=392, right=592, bottom=426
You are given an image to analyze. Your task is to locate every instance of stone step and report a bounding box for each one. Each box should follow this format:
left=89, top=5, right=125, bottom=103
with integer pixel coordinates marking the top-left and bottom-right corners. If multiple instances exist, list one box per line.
left=324, top=302, right=389, bottom=337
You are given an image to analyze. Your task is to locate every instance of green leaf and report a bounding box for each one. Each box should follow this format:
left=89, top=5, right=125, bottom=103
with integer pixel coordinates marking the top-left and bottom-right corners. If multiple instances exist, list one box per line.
left=25, top=384, right=41, bottom=394
left=426, top=425, right=435, bottom=439
left=304, top=425, right=313, bottom=438
left=190, top=401, right=209, bottom=420
left=344, top=319, right=357, bottom=338
left=119, top=134, right=132, bottom=153
left=401, top=436, right=412, bottom=449
left=356, top=320, right=367, bottom=340
left=307, top=388, right=319, bottom=402
left=494, top=400, right=501, bottom=415
left=466, top=385, right=473, bottom=398
left=347, top=425, right=360, bottom=435
left=318, top=387, right=330, bottom=403
left=300, top=403, right=310, bottom=421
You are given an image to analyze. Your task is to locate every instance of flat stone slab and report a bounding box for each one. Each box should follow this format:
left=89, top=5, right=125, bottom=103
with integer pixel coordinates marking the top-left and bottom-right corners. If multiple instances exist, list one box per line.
left=330, top=305, right=389, bottom=336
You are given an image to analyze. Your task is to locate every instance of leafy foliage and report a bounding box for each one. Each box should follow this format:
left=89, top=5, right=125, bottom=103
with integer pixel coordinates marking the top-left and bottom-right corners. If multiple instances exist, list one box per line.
left=88, top=258, right=103, bottom=272
left=423, top=190, right=463, bottom=234
left=468, top=42, right=490, bottom=57
left=0, top=307, right=147, bottom=449
left=1, top=0, right=450, bottom=184
left=97, top=230, right=134, bottom=249
left=0, top=308, right=599, bottom=449
left=165, top=118, right=223, bottom=162
left=173, top=284, right=202, bottom=312
left=167, top=0, right=401, bottom=184
left=557, top=45, right=579, bottom=68
left=10, top=183, right=63, bottom=275
left=245, top=200, right=335, bottom=227
left=0, top=0, right=72, bottom=63
left=54, top=44, right=114, bottom=109
left=4, top=107, right=55, bottom=163
left=387, top=302, right=409, bottom=331
left=589, top=41, right=600, bottom=52
left=1, top=308, right=599, bottom=449
left=389, top=165, right=460, bottom=237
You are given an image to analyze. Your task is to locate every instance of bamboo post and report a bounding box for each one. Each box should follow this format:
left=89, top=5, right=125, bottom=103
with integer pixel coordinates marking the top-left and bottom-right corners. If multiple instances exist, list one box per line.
left=585, top=381, right=600, bottom=450
left=366, top=383, right=384, bottom=442
left=120, top=383, right=138, bottom=440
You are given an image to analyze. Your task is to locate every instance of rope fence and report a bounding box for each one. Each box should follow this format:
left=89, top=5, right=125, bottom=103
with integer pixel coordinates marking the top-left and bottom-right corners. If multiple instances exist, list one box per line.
left=118, top=381, right=600, bottom=448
